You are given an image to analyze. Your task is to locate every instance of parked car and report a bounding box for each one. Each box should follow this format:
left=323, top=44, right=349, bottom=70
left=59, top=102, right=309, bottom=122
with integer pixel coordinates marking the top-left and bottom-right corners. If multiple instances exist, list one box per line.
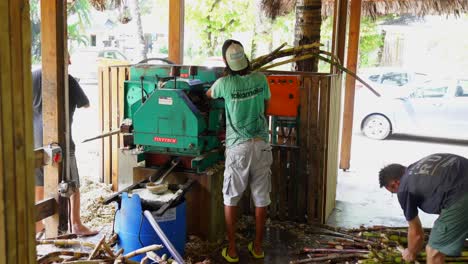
left=355, top=79, right=468, bottom=140
left=97, top=49, right=130, bottom=66
left=357, top=67, right=430, bottom=98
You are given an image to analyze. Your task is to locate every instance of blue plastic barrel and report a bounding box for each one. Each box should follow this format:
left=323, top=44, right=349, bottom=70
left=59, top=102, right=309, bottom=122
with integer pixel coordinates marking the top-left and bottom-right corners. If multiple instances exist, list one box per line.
left=114, top=192, right=186, bottom=262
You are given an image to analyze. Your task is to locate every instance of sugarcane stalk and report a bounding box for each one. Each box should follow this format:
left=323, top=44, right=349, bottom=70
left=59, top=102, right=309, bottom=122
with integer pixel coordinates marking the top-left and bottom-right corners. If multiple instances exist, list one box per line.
left=325, top=240, right=368, bottom=249
left=302, top=247, right=369, bottom=254
left=37, top=239, right=96, bottom=249
left=88, top=235, right=106, bottom=260
left=41, top=256, right=63, bottom=264
left=251, top=42, right=288, bottom=69
left=102, top=240, right=116, bottom=258
left=290, top=253, right=367, bottom=264
left=108, top=234, right=118, bottom=246
left=253, top=47, right=381, bottom=97
left=37, top=251, right=90, bottom=263
left=123, top=244, right=163, bottom=260
left=251, top=42, right=321, bottom=68
left=44, top=233, right=79, bottom=240
left=63, top=260, right=113, bottom=264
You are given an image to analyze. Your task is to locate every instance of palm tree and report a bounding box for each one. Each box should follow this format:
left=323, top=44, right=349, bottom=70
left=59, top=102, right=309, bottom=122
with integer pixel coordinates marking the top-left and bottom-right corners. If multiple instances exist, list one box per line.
left=294, top=0, right=322, bottom=72
left=261, top=0, right=322, bottom=72
left=131, top=0, right=148, bottom=61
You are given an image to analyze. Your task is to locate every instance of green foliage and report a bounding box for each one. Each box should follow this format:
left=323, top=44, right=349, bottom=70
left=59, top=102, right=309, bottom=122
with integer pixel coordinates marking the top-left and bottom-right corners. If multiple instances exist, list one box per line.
left=318, top=16, right=385, bottom=71
left=29, top=0, right=92, bottom=63
left=67, top=0, right=92, bottom=48
left=139, top=0, right=154, bottom=15
left=359, top=17, right=384, bottom=67
left=186, top=0, right=253, bottom=57
left=30, top=0, right=41, bottom=63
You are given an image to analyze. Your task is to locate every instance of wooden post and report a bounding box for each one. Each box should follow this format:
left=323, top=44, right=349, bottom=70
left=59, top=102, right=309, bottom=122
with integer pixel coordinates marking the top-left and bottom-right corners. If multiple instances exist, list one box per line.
left=331, top=0, right=348, bottom=73
left=0, top=1, right=36, bottom=262
left=168, top=0, right=184, bottom=64
left=339, top=0, right=362, bottom=170
left=41, top=0, right=67, bottom=237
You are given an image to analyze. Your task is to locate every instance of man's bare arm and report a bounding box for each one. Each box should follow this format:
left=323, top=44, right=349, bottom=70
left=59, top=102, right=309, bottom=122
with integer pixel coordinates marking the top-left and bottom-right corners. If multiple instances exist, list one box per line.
left=403, top=216, right=425, bottom=261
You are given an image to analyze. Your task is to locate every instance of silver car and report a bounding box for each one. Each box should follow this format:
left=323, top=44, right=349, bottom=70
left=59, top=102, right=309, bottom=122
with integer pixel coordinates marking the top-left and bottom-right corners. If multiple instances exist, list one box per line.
left=356, top=79, right=468, bottom=140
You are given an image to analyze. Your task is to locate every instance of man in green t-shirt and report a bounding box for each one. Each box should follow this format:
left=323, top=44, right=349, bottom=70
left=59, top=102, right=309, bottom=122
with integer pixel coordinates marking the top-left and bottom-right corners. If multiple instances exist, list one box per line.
left=207, top=39, right=272, bottom=263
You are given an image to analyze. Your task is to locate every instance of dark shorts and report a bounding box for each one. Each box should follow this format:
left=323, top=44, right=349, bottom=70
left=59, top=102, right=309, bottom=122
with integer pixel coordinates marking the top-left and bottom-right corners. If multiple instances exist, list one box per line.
left=35, top=155, right=81, bottom=189
left=428, top=193, right=468, bottom=256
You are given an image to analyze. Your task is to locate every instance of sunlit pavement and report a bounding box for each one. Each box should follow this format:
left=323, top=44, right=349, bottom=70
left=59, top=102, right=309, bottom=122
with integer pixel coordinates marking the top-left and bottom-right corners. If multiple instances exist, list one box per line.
left=328, top=132, right=468, bottom=228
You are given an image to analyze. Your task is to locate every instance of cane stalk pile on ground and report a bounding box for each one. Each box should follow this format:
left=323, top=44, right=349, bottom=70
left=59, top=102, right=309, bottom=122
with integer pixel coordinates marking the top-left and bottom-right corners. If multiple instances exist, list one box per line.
left=291, top=225, right=468, bottom=264
left=36, top=234, right=178, bottom=264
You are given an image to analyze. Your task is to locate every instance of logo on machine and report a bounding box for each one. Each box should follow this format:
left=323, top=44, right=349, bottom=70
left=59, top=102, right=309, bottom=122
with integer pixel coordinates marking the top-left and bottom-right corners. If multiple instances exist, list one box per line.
left=153, top=136, right=177, bottom=144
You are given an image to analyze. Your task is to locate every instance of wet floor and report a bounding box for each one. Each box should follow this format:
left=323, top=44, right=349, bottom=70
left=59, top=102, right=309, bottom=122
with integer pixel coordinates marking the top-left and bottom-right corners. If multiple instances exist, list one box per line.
left=185, top=218, right=329, bottom=264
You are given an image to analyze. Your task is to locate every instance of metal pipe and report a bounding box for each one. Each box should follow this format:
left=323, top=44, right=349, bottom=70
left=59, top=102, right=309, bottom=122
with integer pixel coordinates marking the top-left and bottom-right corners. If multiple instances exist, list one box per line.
left=143, top=210, right=185, bottom=264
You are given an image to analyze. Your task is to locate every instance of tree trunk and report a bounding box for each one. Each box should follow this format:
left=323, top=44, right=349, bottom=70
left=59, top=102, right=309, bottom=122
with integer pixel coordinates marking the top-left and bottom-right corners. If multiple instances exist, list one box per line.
left=132, top=0, right=147, bottom=61
left=294, top=0, right=322, bottom=72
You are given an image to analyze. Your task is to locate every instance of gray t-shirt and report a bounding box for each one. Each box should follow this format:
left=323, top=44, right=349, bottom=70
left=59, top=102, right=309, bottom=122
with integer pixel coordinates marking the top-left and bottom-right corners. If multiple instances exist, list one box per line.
left=397, top=153, right=468, bottom=221
left=32, top=69, right=89, bottom=154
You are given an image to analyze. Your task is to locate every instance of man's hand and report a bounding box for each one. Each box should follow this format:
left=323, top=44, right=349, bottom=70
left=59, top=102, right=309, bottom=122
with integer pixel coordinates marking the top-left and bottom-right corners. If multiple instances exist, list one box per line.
left=402, top=248, right=417, bottom=262
left=206, top=88, right=213, bottom=99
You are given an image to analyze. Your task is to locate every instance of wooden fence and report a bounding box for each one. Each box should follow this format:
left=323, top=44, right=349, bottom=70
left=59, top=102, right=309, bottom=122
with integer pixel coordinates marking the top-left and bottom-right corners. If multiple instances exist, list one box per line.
left=98, top=66, right=342, bottom=224
left=98, top=66, right=129, bottom=190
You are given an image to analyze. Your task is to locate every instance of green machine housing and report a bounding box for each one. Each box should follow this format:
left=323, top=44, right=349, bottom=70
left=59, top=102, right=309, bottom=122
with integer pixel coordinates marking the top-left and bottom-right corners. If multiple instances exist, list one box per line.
left=123, top=64, right=225, bottom=172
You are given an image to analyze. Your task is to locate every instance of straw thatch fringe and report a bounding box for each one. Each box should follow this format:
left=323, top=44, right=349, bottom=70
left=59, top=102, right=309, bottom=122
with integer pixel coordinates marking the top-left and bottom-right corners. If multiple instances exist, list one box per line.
left=261, top=0, right=296, bottom=19
left=262, top=0, right=468, bottom=19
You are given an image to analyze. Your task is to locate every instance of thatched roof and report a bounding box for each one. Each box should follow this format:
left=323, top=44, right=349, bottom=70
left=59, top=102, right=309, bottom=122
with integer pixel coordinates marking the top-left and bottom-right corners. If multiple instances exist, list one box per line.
left=262, top=0, right=468, bottom=19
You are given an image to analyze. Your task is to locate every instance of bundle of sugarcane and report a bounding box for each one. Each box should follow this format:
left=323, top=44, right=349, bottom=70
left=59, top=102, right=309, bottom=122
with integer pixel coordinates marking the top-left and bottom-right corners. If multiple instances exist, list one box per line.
left=291, top=225, right=468, bottom=264
left=36, top=234, right=174, bottom=264
left=250, top=42, right=381, bottom=97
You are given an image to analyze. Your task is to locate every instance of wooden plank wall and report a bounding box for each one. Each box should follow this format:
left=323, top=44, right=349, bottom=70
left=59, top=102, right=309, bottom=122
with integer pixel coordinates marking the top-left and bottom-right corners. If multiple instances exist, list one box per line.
left=98, top=66, right=129, bottom=190
left=0, top=0, right=36, bottom=262
left=303, top=74, right=342, bottom=223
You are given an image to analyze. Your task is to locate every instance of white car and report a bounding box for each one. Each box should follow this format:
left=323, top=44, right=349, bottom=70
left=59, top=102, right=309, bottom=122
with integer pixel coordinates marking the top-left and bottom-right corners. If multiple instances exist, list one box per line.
left=356, top=79, right=468, bottom=140
left=357, top=67, right=430, bottom=98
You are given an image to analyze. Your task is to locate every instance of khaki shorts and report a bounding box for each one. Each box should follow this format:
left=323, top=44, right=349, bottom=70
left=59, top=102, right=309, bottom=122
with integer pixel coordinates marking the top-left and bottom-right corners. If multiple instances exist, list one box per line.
left=223, top=140, right=273, bottom=207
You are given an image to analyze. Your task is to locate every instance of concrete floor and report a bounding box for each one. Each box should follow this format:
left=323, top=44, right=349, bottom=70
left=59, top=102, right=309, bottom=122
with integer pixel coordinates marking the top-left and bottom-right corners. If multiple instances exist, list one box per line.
left=327, top=132, right=468, bottom=229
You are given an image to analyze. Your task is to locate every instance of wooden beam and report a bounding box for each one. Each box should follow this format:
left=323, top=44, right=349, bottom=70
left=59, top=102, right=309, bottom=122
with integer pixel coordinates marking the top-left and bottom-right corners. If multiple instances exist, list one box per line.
left=0, top=0, right=36, bottom=262
left=35, top=198, right=58, bottom=222
left=331, top=0, right=348, bottom=73
left=41, top=0, right=67, bottom=238
left=339, top=0, right=362, bottom=170
left=168, top=0, right=184, bottom=64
